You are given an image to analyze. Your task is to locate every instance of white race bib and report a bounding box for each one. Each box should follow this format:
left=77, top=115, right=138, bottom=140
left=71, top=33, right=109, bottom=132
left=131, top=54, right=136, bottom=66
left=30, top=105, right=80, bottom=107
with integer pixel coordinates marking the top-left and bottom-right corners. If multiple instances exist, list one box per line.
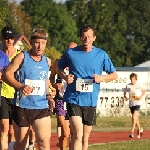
left=76, top=78, right=93, bottom=92
left=64, top=102, right=67, bottom=110
left=25, top=79, right=45, bottom=96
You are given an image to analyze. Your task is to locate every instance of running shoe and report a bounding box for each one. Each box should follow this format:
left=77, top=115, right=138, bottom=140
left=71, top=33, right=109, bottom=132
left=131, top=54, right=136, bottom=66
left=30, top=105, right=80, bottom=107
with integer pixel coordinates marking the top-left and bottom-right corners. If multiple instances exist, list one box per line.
left=129, top=133, right=134, bottom=138
left=137, top=128, right=143, bottom=138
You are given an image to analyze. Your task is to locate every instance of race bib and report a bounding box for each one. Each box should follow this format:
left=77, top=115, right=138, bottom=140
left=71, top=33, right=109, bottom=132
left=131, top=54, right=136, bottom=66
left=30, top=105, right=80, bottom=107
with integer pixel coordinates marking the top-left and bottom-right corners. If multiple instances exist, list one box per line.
left=64, top=102, right=67, bottom=110
left=25, top=79, right=45, bottom=96
left=76, top=78, right=93, bottom=92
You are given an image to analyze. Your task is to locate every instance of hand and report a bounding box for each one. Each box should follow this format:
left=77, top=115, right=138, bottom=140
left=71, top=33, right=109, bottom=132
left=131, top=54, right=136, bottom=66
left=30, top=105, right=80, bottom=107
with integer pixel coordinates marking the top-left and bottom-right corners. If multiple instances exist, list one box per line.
left=20, top=85, right=33, bottom=96
left=126, top=98, right=129, bottom=101
left=48, top=99, right=55, bottom=111
left=93, top=74, right=103, bottom=83
left=65, top=74, right=74, bottom=84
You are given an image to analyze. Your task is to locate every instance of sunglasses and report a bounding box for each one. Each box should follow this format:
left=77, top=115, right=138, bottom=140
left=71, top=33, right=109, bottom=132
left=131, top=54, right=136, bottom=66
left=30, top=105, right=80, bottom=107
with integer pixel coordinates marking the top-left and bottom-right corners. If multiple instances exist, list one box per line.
left=4, top=37, right=14, bottom=40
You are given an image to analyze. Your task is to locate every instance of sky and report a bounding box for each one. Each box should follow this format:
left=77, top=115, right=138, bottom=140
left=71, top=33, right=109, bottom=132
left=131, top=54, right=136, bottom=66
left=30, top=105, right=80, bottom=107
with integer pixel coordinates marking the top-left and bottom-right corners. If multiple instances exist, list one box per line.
left=15, top=0, right=66, bottom=3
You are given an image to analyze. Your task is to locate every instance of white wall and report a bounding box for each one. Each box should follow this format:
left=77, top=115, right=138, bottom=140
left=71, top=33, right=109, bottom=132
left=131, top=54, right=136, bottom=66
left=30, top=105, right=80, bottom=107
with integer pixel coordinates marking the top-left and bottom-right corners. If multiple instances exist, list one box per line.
left=97, top=71, right=150, bottom=116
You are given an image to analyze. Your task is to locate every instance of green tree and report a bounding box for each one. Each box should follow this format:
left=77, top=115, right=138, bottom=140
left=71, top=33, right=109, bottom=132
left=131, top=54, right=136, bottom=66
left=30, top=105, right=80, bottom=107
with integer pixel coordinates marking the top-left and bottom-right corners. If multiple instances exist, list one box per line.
left=44, top=47, right=61, bottom=64
left=0, top=0, right=8, bottom=32
left=4, top=0, right=31, bottom=38
left=66, top=0, right=150, bottom=66
left=125, top=0, right=150, bottom=66
left=21, top=0, right=79, bottom=52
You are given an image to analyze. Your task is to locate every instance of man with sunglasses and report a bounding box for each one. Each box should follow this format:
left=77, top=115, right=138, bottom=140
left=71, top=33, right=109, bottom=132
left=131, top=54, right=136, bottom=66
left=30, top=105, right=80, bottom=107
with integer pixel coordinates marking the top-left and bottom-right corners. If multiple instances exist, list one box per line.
left=0, top=27, right=18, bottom=150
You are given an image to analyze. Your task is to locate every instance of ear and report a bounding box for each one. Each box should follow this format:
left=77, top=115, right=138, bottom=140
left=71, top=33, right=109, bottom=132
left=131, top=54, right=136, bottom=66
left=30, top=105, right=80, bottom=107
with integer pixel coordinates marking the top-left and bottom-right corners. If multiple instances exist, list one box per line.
left=80, top=37, right=82, bottom=41
left=93, top=36, right=96, bottom=41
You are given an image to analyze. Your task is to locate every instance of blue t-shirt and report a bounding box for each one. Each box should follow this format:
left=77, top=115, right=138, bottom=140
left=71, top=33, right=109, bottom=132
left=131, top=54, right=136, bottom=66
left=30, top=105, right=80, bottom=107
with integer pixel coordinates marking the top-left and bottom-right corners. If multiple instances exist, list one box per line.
left=13, top=51, right=49, bottom=109
left=0, top=50, right=9, bottom=71
left=58, top=46, right=116, bottom=107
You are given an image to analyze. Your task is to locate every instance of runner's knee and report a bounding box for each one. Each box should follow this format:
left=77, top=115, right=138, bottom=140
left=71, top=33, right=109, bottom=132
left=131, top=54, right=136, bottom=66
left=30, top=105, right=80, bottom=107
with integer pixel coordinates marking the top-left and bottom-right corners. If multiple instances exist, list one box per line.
left=72, top=131, right=83, bottom=140
left=0, top=122, right=9, bottom=133
left=37, top=137, right=50, bottom=148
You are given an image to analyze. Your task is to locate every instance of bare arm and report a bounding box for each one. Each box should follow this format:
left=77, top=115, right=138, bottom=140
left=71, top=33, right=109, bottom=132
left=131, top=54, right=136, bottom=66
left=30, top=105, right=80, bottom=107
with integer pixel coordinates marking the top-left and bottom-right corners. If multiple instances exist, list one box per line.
left=45, top=57, right=52, bottom=95
left=50, top=59, right=59, bottom=87
left=58, top=68, right=67, bottom=81
left=93, top=72, right=118, bottom=83
left=1, top=52, right=24, bottom=89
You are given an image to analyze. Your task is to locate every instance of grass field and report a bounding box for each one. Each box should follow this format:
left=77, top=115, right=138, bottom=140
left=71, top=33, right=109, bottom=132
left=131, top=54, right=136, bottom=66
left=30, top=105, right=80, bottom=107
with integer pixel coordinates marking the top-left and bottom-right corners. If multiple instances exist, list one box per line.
left=88, top=139, right=150, bottom=150
left=51, top=115, right=150, bottom=131
left=50, top=115, right=150, bottom=149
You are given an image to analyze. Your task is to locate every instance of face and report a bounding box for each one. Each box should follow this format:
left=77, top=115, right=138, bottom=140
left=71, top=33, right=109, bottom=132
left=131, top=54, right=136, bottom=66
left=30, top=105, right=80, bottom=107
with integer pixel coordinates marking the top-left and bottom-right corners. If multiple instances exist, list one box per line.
left=56, top=83, right=62, bottom=90
left=131, top=77, right=137, bottom=85
left=80, top=29, right=96, bottom=50
left=2, top=37, right=14, bottom=48
left=30, top=38, right=47, bottom=55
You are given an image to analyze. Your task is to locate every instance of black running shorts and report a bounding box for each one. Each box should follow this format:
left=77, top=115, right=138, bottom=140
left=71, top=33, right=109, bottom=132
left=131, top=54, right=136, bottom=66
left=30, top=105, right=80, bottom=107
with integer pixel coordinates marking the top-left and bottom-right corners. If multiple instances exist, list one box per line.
left=0, top=96, right=13, bottom=125
left=67, top=103, right=96, bottom=126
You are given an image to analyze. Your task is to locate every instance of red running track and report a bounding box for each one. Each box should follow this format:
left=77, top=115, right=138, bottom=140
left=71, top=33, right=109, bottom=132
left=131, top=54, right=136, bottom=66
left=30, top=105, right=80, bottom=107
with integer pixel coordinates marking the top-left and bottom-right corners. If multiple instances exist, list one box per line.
left=35, top=130, right=150, bottom=150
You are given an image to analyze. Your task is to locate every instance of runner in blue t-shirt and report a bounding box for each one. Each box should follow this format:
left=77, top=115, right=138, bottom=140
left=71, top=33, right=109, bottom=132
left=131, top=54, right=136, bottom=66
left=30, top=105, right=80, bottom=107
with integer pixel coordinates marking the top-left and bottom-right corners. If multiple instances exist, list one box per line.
left=58, top=24, right=118, bottom=150
left=0, top=50, right=9, bottom=71
left=0, top=49, right=9, bottom=106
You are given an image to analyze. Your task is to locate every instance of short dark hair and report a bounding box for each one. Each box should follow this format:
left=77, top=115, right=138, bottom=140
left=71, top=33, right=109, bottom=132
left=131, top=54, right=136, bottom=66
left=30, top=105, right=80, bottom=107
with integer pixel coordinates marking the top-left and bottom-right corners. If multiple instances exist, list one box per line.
left=79, top=24, right=96, bottom=37
left=130, top=73, right=137, bottom=80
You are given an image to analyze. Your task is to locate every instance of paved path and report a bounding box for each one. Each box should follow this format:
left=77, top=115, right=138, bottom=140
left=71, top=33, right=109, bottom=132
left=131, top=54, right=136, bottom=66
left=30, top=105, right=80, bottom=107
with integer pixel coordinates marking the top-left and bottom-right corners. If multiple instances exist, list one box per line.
left=35, top=130, right=150, bottom=150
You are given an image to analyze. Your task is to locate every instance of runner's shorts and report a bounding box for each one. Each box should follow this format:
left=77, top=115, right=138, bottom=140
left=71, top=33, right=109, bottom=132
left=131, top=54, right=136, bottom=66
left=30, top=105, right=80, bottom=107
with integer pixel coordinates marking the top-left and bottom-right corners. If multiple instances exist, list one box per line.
left=129, top=105, right=140, bottom=114
left=12, top=105, right=51, bottom=127
left=67, top=103, right=96, bottom=126
left=0, top=96, right=13, bottom=125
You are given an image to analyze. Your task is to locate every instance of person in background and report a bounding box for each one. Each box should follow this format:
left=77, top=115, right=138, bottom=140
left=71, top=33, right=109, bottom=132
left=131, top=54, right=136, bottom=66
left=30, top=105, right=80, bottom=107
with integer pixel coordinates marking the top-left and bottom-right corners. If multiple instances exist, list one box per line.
left=0, top=27, right=17, bottom=150
left=50, top=42, right=77, bottom=150
left=124, top=73, right=146, bottom=138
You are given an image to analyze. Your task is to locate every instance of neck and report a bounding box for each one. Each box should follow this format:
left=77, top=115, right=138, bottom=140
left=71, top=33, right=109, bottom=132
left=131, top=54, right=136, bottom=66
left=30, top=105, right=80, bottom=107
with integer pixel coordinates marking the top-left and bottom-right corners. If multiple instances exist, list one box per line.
left=29, top=50, right=42, bottom=61
left=80, top=45, right=93, bottom=52
left=3, top=46, right=16, bottom=58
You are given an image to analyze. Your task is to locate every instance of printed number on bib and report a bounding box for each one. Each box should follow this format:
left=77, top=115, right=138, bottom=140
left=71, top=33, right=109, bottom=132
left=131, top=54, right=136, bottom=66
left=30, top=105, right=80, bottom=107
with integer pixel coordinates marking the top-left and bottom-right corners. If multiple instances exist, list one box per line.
left=25, top=79, right=45, bottom=96
left=76, top=78, right=93, bottom=92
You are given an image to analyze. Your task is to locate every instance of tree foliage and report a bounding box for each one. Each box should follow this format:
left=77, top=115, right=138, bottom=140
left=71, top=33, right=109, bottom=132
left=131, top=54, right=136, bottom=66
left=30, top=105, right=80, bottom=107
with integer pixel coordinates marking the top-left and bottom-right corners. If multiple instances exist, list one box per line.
left=21, top=0, right=79, bottom=52
left=0, top=0, right=8, bottom=32
left=1, top=0, right=150, bottom=67
left=4, top=0, right=31, bottom=38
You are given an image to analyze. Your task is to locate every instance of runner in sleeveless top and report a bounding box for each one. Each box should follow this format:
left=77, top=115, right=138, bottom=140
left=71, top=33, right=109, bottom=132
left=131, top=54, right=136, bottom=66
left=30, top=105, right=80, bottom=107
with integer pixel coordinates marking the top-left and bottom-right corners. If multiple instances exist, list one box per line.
left=28, top=78, right=56, bottom=149
left=50, top=42, right=77, bottom=150
left=58, top=25, right=118, bottom=150
left=0, top=27, right=18, bottom=150
left=2, top=29, right=55, bottom=150
left=124, top=73, right=146, bottom=138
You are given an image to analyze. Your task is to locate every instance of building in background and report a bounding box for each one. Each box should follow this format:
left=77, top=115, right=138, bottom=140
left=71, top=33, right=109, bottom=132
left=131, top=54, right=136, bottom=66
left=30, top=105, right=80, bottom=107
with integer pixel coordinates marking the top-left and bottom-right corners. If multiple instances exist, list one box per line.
left=0, top=34, right=31, bottom=51
left=14, top=34, right=31, bottom=51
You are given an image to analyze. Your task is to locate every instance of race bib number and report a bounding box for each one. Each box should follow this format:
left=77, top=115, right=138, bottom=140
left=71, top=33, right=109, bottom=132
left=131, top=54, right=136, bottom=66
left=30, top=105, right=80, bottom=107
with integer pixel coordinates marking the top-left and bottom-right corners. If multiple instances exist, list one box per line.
left=76, top=78, right=93, bottom=92
left=25, top=79, right=45, bottom=96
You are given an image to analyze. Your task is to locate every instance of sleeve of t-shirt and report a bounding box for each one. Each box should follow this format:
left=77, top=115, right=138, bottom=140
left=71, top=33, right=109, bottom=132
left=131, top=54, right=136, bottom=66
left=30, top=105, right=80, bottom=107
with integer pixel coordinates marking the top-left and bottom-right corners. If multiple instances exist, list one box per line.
left=58, top=51, right=69, bottom=70
left=103, top=52, right=116, bottom=74
left=4, top=55, right=10, bottom=69
left=139, top=84, right=146, bottom=91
